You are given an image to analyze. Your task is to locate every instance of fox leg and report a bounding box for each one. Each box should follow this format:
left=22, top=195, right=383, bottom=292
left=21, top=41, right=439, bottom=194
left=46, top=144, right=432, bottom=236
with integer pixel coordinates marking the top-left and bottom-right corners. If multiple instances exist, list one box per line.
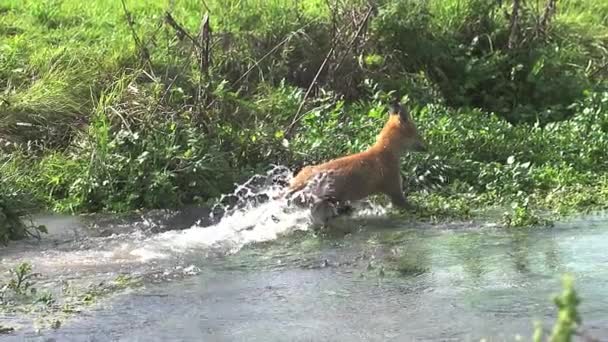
left=310, top=199, right=338, bottom=226
left=384, top=174, right=415, bottom=210
left=386, top=191, right=414, bottom=210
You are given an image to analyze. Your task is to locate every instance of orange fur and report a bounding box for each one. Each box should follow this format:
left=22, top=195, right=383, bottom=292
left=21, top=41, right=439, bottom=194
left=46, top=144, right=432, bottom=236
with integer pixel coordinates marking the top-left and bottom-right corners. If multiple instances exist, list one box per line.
left=285, top=102, right=426, bottom=211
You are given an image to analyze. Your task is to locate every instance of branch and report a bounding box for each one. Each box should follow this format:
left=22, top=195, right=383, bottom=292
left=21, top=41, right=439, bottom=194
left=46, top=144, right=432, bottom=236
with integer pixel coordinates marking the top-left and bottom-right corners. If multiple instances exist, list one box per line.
left=231, top=32, right=299, bottom=87
left=205, top=26, right=309, bottom=110
left=164, top=12, right=202, bottom=50
left=540, top=0, right=558, bottom=33
left=284, top=5, right=374, bottom=138
left=284, top=46, right=334, bottom=138
left=508, top=0, right=521, bottom=49
left=120, top=0, right=150, bottom=61
left=198, top=13, right=212, bottom=75
left=332, top=5, right=374, bottom=74
left=196, top=13, right=212, bottom=111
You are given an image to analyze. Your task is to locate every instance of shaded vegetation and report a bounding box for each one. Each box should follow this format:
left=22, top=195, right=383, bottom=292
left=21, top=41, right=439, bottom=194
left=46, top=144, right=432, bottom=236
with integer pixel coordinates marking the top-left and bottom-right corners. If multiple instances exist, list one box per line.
left=0, top=168, right=47, bottom=244
left=0, top=0, right=607, bottom=232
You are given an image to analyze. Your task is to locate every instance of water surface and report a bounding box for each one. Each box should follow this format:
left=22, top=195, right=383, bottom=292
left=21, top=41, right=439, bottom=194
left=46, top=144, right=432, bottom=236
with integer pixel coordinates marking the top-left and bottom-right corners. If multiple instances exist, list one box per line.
left=2, top=168, right=607, bottom=341
left=2, top=212, right=607, bottom=341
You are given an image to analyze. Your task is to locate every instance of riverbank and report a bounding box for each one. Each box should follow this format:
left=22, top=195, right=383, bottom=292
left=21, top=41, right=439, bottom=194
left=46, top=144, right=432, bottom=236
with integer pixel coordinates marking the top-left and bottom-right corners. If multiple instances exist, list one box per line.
left=1, top=0, right=608, bottom=238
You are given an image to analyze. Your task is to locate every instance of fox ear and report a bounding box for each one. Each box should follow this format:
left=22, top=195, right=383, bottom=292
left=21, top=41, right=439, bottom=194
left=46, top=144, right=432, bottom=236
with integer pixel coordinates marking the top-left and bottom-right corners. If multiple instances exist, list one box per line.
left=389, top=102, right=408, bottom=122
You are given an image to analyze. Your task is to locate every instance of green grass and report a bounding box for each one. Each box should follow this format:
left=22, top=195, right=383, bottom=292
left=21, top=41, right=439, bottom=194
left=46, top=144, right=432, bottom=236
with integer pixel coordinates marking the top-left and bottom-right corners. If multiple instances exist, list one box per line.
left=1, top=0, right=607, bottom=233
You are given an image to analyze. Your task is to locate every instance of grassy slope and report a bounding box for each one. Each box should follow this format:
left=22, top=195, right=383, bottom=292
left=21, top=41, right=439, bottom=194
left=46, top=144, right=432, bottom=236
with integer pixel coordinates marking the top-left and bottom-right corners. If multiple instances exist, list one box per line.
left=0, top=0, right=607, bottom=225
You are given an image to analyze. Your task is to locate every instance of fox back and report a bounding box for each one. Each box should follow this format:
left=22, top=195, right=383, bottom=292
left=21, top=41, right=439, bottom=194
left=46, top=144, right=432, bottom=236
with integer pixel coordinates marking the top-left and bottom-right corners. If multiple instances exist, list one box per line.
left=286, top=102, right=427, bottom=206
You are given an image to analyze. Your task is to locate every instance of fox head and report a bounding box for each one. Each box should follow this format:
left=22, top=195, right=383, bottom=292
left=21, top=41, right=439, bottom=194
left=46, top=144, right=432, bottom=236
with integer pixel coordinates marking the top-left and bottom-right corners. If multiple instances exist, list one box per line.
left=387, top=101, right=427, bottom=153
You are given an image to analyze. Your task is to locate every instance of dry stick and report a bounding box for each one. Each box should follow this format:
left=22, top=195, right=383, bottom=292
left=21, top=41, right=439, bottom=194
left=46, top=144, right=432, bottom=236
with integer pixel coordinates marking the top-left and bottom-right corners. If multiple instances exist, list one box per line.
left=201, top=0, right=211, bottom=13
left=284, top=46, right=334, bottom=138
left=332, top=5, right=374, bottom=74
left=508, top=0, right=521, bottom=49
left=197, top=13, right=212, bottom=122
left=285, top=5, right=374, bottom=137
left=205, top=28, right=308, bottom=110
left=232, top=31, right=303, bottom=87
left=539, top=0, right=558, bottom=32
left=590, top=60, right=608, bottom=78
left=198, top=13, right=211, bottom=75
left=160, top=11, right=211, bottom=114
left=164, top=12, right=202, bottom=49
left=120, top=0, right=150, bottom=61
left=152, top=13, right=200, bottom=116
left=324, top=0, right=338, bottom=53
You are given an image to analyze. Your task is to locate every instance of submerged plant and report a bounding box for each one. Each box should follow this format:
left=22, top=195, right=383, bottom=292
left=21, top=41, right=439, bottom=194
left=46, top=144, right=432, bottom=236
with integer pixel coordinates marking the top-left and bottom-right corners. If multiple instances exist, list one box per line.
left=1, top=262, right=39, bottom=305
left=7, top=262, right=37, bottom=296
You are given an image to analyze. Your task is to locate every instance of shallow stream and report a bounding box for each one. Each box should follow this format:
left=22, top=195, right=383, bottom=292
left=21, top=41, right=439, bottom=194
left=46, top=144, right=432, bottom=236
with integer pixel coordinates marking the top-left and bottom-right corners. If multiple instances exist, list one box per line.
left=1, top=168, right=607, bottom=341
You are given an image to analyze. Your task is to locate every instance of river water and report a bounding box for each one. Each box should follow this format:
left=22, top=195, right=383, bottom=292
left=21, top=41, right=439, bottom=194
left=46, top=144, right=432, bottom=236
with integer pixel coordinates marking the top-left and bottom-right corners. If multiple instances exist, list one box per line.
left=1, top=169, right=607, bottom=341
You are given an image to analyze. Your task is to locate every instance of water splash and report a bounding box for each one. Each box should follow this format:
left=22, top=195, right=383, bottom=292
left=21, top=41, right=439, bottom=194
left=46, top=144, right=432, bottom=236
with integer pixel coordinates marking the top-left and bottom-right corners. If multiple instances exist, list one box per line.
left=1, top=165, right=392, bottom=275
left=125, top=165, right=392, bottom=261
left=126, top=165, right=313, bottom=260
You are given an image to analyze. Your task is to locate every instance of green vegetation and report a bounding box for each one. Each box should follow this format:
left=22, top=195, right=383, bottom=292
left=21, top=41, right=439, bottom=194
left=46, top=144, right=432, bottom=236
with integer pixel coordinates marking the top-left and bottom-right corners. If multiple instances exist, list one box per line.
left=534, top=274, right=583, bottom=342
left=0, top=262, right=142, bottom=330
left=1, top=0, right=607, bottom=231
left=0, top=181, right=47, bottom=244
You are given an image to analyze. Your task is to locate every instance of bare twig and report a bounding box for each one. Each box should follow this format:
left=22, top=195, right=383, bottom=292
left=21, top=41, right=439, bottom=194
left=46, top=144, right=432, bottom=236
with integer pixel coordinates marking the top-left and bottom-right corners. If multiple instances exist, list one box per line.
left=284, top=5, right=374, bottom=137
left=205, top=26, right=308, bottom=110
left=196, top=13, right=212, bottom=114
left=120, top=0, right=150, bottom=61
left=164, top=12, right=202, bottom=49
left=198, top=13, right=212, bottom=75
left=508, top=0, right=521, bottom=49
left=325, top=0, right=338, bottom=47
left=284, top=46, right=335, bottom=138
left=109, top=107, right=134, bottom=135
left=201, top=0, right=211, bottom=13
left=590, top=60, right=608, bottom=78
left=332, top=5, right=374, bottom=74
left=231, top=36, right=292, bottom=87
left=539, top=0, right=558, bottom=32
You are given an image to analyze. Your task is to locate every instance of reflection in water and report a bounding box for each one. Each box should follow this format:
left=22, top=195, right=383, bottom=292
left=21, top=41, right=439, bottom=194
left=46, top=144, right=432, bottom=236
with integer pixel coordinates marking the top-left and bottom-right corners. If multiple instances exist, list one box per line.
left=444, top=233, right=486, bottom=284
left=508, top=230, right=533, bottom=274
left=505, top=228, right=564, bottom=276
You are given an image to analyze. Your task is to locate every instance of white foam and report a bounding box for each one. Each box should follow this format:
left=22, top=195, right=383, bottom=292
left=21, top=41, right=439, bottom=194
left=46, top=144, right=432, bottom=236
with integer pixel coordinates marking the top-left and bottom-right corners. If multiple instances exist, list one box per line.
left=126, top=166, right=313, bottom=261
left=5, top=166, right=393, bottom=273
left=113, top=165, right=390, bottom=262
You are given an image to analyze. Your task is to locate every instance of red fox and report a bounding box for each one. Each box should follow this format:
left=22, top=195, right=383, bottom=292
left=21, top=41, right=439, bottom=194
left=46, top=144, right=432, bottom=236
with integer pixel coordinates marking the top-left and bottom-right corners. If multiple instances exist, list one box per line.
left=283, top=102, right=427, bottom=224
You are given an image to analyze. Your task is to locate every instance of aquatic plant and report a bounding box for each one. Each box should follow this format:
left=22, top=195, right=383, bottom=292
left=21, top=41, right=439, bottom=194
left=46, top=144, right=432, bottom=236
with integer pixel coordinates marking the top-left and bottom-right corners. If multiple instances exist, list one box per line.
left=533, top=274, right=583, bottom=342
